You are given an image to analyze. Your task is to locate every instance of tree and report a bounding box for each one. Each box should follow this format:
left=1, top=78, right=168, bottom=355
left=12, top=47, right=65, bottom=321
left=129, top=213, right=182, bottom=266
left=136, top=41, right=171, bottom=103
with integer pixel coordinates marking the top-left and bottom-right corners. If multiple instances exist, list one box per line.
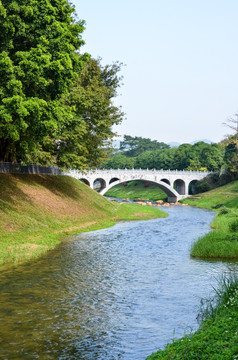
left=0, top=0, right=85, bottom=163
left=57, top=58, right=124, bottom=169
left=199, top=143, right=224, bottom=172
left=172, top=144, right=192, bottom=170
left=223, top=114, right=238, bottom=155
left=103, top=154, right=135, bottom=169
left=221, top=114, right=238, bottom=178
left=119, top=135, right=169, bottom=157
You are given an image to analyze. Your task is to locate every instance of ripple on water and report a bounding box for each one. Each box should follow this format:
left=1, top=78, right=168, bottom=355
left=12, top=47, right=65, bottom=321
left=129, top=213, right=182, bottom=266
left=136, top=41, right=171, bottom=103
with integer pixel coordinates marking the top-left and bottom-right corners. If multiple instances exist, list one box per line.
left=0, top=206, right=237, bottom=360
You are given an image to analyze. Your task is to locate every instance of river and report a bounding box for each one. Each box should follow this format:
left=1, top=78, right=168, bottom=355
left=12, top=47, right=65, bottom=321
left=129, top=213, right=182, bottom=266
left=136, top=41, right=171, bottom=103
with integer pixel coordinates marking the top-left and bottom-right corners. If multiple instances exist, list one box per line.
left=0, top=205, right=237, bottom=360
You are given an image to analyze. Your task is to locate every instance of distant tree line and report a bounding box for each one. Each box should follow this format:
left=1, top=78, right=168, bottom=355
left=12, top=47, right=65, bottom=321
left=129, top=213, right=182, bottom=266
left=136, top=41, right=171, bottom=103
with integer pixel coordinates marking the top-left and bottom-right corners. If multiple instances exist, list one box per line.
left=102, top=134, right=238, bottom=188
left=102, top=136, right=224, bottom=172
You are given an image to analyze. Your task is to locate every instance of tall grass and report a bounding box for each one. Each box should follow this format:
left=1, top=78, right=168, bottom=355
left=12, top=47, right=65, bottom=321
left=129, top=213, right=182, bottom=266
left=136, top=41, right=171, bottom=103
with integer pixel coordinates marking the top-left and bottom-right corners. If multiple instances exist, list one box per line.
left=190, top=206, right=238, bottom=259
left=198, top=274, right=238, bottom=322
left=180, top=181, right=238, bottom=259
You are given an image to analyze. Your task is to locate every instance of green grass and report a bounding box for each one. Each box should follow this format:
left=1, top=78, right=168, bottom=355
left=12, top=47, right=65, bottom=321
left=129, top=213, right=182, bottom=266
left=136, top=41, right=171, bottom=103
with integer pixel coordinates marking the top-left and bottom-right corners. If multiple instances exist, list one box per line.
left=182, top=180, right=238, bottom=210
left=146, top=275, right=238, bottom=360
left=180, top=180, right=238, bottom=259
left=115, top=202, right=168, bottom=220
left=190, top=207, right=238, bottom=259
left=105, top=180, right=167, bottom=201
left=0, top=174, right=166, bottom=266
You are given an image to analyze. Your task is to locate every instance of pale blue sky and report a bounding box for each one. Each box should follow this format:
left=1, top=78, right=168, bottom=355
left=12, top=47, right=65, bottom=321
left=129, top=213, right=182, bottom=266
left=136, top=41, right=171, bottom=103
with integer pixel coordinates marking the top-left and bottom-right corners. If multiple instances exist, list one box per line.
left=73, top=0, right=238, bottom=144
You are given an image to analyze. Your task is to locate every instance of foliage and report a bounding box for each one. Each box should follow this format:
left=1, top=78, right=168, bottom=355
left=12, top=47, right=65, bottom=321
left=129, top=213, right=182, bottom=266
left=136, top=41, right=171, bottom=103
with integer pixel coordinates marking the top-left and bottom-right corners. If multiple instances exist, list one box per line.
left=0, top=1, right=123, bottom=168
left=119, top=135, right=169, bottom=157
left=222, top=136, right=238, bottom=179
left=221, top=113, right=238, bottom=179
left=194, top=172, right=232, bottom=194
left=0, top=0, right=85, bottom=163
left=102, top=153, right=135, bottom=169
left=105, top=140, right=225, bottom=172
left=229, top=219, right=238, bottom=233
left=57, top=58, right=124, bottom=169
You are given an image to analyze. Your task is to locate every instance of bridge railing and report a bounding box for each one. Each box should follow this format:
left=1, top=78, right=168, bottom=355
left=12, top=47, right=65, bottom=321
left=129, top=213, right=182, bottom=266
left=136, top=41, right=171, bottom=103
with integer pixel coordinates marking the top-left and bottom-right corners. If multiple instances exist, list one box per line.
left=69, top=168, right=211, bottom=176
left=0, top=162, right=63, bottom=175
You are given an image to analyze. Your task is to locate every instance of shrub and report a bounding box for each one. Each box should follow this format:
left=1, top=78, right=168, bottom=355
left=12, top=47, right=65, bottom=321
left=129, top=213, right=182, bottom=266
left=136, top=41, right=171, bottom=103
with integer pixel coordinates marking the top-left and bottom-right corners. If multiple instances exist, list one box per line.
left=194, top=173, right=233, bottom=194
left=229, top=219, right=238, bottom=233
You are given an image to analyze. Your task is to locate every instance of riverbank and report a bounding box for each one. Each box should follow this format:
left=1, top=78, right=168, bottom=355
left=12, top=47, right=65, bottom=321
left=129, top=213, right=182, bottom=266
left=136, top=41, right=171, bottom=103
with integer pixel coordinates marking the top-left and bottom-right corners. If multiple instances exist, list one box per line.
left=181, top=180, right=238, bottom=259
left=146, top=181, right=238, bottom=360
left=146, top=275, right=238, bottom=360
left=105, top=180, right=167, bottom=201
left=0, top=174, right=167, bottom=266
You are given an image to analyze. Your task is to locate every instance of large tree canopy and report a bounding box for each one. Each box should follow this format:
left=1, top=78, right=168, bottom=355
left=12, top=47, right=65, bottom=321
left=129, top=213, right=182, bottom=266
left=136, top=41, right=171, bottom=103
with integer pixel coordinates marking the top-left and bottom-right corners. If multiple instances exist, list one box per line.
left=119, top=135, right=169, bottom=157
left=0, top=0, right=85, bottom=163
left=57, top=58, right=124, bottom=169
left=0, top=0, right=123, bottom=168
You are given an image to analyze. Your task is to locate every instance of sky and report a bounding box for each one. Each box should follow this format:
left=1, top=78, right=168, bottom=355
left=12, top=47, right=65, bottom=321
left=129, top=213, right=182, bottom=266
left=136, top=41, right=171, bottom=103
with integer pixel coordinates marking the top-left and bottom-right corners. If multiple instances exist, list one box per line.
left=72, top=0, right=238, bottom=144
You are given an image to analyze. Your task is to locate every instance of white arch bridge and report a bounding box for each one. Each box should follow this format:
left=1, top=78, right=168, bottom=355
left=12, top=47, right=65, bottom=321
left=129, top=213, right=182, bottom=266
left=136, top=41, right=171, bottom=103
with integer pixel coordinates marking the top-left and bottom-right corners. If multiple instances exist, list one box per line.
left=67, top=169, right=210, bottom=202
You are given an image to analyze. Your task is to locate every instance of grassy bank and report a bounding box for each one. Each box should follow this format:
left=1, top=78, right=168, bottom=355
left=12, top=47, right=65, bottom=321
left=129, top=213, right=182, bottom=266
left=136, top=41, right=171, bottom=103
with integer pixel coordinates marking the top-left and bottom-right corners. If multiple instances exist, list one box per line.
left=146, top=275, right=238, bottom=360
left=180, top=180, right=238, bottom=259
left=0, top=174, right=166, bottom=266
left=105, top=180, right=167, bottom=201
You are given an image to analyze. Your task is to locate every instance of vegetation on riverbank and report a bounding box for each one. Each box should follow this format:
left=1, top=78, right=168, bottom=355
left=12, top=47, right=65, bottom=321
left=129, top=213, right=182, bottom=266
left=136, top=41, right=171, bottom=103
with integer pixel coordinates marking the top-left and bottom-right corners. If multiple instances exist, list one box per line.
left=105, top=180, right=167, bottom=201
left=146, top=275, right=238, bottom=360
left=180, top=180, right=238, bottom=259
left=0, top=174, right=166, bottom=266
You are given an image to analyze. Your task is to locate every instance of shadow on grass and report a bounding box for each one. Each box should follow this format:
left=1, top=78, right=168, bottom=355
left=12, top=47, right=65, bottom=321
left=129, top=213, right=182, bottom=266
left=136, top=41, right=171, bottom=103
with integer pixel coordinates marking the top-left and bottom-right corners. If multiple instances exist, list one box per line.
left=0, top=174, right=90, bottom=216
left=0, top=175, right=34, bottom=214
left=1, top=174, right=85, bottom=199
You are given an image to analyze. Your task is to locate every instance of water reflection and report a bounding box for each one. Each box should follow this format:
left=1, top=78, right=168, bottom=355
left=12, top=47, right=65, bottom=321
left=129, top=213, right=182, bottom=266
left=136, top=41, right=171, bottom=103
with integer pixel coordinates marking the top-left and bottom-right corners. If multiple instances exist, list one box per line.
left=0, top=206, right=237, bottom=360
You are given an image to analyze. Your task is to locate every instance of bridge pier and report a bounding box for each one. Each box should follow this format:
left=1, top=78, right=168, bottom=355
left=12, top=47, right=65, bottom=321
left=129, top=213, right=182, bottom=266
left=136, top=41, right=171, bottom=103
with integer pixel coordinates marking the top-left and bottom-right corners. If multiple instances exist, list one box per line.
left=167, top=196, right=178, bottom=203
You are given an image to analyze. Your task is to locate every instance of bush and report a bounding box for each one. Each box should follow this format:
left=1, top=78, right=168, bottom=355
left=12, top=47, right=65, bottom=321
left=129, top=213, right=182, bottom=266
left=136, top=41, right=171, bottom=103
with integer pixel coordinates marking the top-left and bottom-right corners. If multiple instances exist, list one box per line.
left=194, top=173, right=233, bottom=194
left=229, top=219, right=238, bottom=233
left=218, top=207, right=230, bottom=215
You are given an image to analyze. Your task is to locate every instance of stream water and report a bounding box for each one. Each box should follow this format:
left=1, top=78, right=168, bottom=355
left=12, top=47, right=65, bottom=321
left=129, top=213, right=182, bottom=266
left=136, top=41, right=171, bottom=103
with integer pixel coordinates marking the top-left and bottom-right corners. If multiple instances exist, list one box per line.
left=0, top=205, right=237, bottom=360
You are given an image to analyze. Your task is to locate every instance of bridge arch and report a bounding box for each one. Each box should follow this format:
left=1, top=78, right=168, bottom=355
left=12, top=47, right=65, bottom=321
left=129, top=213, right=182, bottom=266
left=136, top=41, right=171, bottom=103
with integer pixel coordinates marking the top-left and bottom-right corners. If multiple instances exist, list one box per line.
left=109, top=177, right=120, bottom=184
left=161, top=178, right=171, bottom=185
left=173, top=179, right=186, bottom=195
left=80, top=178, right=90, bottom=186
left=189, top=180, right=198, bottom=195
left=93, top=178, right=106, bottom=192
left=100, top=178, right=180, bottom=202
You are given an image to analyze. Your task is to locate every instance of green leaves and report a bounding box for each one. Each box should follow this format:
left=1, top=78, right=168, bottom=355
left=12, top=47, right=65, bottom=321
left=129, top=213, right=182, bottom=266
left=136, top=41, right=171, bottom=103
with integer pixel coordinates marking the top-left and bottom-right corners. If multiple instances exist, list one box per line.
left=0, top=0, right=86, bottom=164
left=105, top=139, right=225, bottom=172
left=56, top=57, right=124, bottom=169
left=0, top=1, right=123, bottom=168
